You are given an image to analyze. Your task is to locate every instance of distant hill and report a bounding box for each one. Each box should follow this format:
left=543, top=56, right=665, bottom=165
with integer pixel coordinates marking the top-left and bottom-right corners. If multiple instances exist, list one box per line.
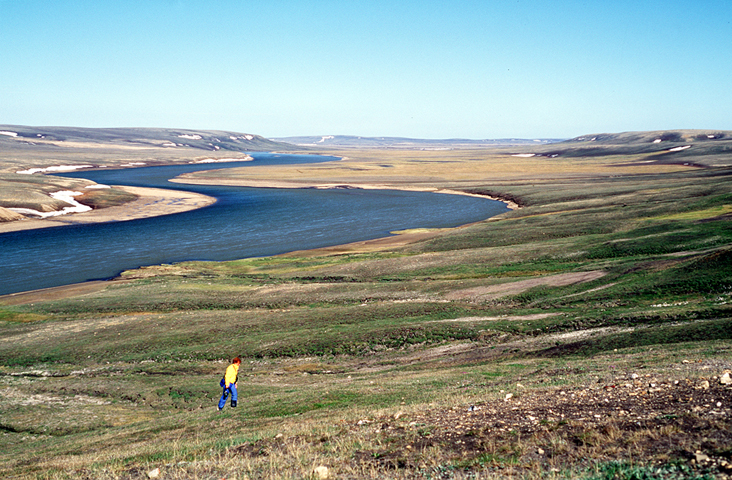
left=0, top=125, right=297, bottom=153
left=513, top=129, right=732, bottom=167
left=564, top=130, right=729, bottom=145
left=271, top=135, right=564, bottom=149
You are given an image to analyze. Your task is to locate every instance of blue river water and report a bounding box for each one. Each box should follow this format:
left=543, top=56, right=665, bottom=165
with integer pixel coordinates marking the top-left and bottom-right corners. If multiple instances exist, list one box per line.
left=0, top=153, right=509, bottom=295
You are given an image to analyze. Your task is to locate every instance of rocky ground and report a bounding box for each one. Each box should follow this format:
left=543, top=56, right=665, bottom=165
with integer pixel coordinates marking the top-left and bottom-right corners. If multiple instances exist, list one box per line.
left=234, top=368, right=732, bottom=479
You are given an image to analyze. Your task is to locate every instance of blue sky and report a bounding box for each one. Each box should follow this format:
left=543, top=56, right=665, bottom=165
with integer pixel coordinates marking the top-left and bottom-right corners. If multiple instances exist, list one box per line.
left=1, top=0, right=730, bottom=139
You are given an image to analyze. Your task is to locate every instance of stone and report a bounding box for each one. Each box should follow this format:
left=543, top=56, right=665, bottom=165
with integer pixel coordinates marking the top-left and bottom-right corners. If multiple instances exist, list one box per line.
left=699, top=380, right=710, bottom=390
left=720, top=371, right=732, bottom=385
left=147, top=468, right=160, bottom=479
left=695, top=451, right=710, bottom=463
left=314, top=466, right=330, bottom=479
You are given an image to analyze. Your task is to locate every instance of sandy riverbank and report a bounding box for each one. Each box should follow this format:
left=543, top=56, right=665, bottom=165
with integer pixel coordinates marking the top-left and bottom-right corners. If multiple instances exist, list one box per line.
left=0, top=186, right=216, bottom=234
left=170, top=177, right=520, bottom=210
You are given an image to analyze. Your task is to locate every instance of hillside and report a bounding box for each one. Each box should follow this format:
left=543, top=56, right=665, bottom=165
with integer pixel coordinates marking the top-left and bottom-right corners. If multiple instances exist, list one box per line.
left=527, top=129, right=732, bottom=166
left=0, top=125, right=294, bottom=158
left=1, top=129, right=731, bottom=479
left=272, top=135, right=563, bottom=148
left=0, top=125, right=299, bottom=225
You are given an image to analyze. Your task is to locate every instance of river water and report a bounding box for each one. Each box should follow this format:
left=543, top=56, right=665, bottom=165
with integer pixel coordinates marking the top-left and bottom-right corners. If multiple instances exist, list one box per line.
left=0, top=153, right=509, bottom=295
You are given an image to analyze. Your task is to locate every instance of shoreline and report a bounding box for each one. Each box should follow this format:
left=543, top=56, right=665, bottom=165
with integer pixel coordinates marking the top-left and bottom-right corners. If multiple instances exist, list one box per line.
left=0, top=185, right=217, bottom=234
left=0, top=179, right=515, bottom=303
left=0, top=216, right=487, bottom=305
left=169, top=177, right=520, bottom=210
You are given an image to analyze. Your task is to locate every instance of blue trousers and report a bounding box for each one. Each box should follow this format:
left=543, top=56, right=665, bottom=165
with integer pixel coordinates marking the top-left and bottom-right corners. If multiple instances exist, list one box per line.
left=218, top=384, right=237, bottom=409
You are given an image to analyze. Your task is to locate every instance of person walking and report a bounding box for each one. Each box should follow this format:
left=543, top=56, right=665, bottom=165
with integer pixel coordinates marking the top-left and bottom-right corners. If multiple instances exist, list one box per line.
left=218, top=357, right=241, bottom=411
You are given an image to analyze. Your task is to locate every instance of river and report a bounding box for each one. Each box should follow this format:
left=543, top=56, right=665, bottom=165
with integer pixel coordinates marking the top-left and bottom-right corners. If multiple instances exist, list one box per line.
left=0, top=153, right=509, bottom=295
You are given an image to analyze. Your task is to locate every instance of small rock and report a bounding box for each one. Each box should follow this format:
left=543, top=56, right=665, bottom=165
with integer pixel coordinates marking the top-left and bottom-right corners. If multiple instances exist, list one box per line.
left=147, top=468, right=160, bottom=479
left=538, top=448, right=545, bottom=455
left=314, top=466, right=330, bottom=479
left=720, top=371, right=732, bottom=385
left=631, top=373, right=639, bottom=379
left=505, top=393, right=513, bottom=401
left=695, top=451, right=710, bottom=463
left=699, top=380, right=710, bottom=390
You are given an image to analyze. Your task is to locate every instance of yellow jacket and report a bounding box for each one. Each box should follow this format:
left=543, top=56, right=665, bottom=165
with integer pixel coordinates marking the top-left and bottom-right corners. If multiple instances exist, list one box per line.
left=224, top=363, right=239, bottom=388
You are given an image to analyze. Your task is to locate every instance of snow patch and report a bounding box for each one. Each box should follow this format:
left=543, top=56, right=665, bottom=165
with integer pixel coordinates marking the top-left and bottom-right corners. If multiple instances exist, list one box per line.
left=178, top=134, right=202, bottom=140
left=0, top=130, right=18, bottom=137
left=511, top=154, right=535, bottom=158
left=668, top=145, right=691, bottom=152
left=653, top=139, right=662, bottom=143
left=120, top=162, right=146, bottom=167
left=85, top=184, right=111, bottom=189
left=8, top=191, right=92, bottom=218
left=318, top=136, right=335, bottom=143
left=17, top=164, right=94, bottom=175
left=191, top=157, right=253, bottom=164
left=162, top=142, right=177, bottom=147
left=708, top=135, right=716, bottom=139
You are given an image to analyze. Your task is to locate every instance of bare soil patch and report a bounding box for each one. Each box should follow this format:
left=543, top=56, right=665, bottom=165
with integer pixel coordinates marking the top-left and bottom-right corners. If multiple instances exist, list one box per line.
left=445, top=271, right=607, bottom=302
left=0, top=281, right=115, bottom=306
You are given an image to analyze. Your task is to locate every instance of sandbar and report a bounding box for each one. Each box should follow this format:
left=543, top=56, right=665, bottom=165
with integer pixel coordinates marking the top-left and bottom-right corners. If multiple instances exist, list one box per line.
left=0, top=186, right=216, bottom=234
left=170, top=177, right=520, bottom=210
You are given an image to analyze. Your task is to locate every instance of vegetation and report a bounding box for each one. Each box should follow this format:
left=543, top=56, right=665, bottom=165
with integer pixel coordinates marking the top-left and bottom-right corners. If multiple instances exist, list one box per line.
left=1, top=129, right=731, bottom=479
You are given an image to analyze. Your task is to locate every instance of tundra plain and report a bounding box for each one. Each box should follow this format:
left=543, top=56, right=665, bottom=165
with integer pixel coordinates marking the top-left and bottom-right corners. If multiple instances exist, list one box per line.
left=1, top=128, right=731, bottom=479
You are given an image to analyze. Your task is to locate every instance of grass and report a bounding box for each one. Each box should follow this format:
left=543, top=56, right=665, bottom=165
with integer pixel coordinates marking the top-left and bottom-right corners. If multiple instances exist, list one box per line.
left=1, top=131, right=732, bottom=478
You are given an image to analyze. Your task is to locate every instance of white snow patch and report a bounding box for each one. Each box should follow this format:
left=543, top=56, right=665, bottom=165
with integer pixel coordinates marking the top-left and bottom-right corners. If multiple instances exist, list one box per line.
left=9, top=191, right=92, bottom=218
left=191, top=158, right=253, bottom=164
left=0, top=131, right=18, bottom=137
left=162, top=142, right=177, bottom=147
left=511, top=153, right=535, bottom=158
left=708, top=135, right=716, bottom=139
left=120, top=162, right=146, bottom=167
left=178, top=134, right=202, bottom=140
left=668, top=145, right=691, bottom=152
left=318, top=136, right=335, bottom=143
left=85, top=184, right=111, bottom=189
left=17, top=164, right=94, bottom=175
left=653, top=139, right=662, bottom=143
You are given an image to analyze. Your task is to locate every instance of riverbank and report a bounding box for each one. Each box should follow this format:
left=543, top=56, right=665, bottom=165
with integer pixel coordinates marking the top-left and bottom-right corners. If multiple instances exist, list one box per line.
left=0, top=186, right=216, bottom=234
left=170, top=177, right=521, bottom=210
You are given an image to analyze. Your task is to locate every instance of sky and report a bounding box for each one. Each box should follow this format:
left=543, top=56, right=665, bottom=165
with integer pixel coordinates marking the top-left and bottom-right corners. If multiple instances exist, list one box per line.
left=1, top=0, right=731, bottom=139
